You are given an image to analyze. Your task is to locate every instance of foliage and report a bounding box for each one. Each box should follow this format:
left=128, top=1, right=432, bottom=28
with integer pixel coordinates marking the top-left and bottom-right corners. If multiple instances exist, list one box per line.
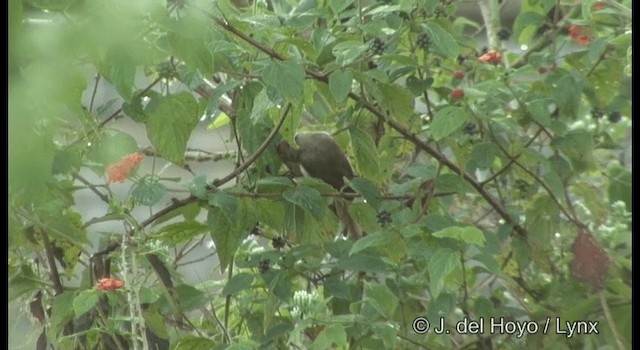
left=9, top=0, right=631, bottom=349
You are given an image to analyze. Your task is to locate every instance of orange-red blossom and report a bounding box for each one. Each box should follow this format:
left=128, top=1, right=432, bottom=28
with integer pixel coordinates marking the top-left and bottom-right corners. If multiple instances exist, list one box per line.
left=106, top=154, right=144, bottom=183
left=96, top=277, right=125, bottom=291
left=478, top=50, right=503, bottom=64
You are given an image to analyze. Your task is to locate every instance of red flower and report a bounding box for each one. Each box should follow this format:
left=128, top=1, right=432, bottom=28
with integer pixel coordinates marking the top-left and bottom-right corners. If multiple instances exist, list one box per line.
left=478, top=50, right=502, bottom=64
left=106, top=154, right=144, bottom=183
left=450, top=88, right=464, bottom=100
left=453, top=70, right=465, bottom=80
left=568, top=24, right=591, bottom=46
left=96, top=277, right=125, bottom=291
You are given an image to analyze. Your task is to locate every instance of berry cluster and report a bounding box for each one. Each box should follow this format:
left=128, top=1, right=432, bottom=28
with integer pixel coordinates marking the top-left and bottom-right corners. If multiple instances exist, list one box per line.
left=464, top=123, right=478, bottom=135
left=259, top=259, right=270, bottom=273
left=376, top=210, right=392, bottom=227
left=272, top=236, right=286, bottom=250
left=156, top=61, right=176, bottom=80
left=416, top=33, right=431, bottom=51
left=369, top=37, right=386, bottom=55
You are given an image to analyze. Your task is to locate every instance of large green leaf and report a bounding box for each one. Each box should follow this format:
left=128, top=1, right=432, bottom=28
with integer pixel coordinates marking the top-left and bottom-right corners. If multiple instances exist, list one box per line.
left=73, top=290, right=100, bottom=317
left=349, top=127, right=381, bottom=181
left=222, top=273, right=255, bottom=296
left=328, top=69, right=353, bottom=102
left=174, top=336, right=216, bottom=350
left=262, top=60, right=305, bottom=101
left=144, top=92, right=200, bottom=165
left=424, top=21, right=459, bottom=58
left=431, top=106, right=467, bottom=141
left=207, top=195, right=253, bottom=273
left=428, top=248, right=460, bottom=299
left=378, top=83, right=414, bottom=121
left=363, top=281, right=399, bottom=318
left=283, top=187, right=326, bottom=221
left=432, top=226, right=486, bottom=246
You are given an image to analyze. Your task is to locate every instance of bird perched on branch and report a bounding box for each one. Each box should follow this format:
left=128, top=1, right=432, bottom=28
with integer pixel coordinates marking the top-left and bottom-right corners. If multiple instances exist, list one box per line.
left=276, top=132, right=362, bottom=240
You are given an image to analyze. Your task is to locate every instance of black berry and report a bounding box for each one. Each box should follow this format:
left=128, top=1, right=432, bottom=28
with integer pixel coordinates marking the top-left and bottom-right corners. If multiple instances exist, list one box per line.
left=250, top=224, right=263, bottom=236
left=272, top=236, right=286, bottom=249
left=259, top=259, right=270, bottom=273
left=369, top=37, right=386, bottom=55
left=156, top=61, right=175, bottom=80
left=608, top=111, right=621, bottom=123
left=416, top=33, right=431, bottom=51
left=464, top=123, right=478, bottom=135
left=497, top=28, right=511, bottom=41
left=376, top=210, right=393, bottom=227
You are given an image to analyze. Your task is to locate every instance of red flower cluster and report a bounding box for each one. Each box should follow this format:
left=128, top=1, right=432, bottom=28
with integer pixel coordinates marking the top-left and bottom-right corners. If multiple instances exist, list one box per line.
left=568, top=24, right=591, bottom=46
left=96, top=277, right=125, bottom=291
left=478, top=50, right=503, bottom=64
left=453, top=70, right=465, bottom=80
left=106, top=154, right=144, bottom=183
left=592, top=1, right=608, bottom=11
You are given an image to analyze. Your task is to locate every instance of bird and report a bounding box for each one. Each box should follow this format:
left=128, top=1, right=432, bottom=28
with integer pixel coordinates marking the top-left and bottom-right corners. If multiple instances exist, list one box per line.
left=276, top=132, right=362, bottom=239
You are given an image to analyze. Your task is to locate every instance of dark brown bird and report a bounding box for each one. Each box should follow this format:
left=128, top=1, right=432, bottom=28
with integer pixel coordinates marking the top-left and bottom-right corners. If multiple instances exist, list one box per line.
left=276, top=132, right=362, bottom=239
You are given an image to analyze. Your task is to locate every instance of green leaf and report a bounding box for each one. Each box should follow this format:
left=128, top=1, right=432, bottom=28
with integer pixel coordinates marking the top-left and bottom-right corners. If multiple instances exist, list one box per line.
left=155, top=220, right=208, bottom=245
left=513, top=12, right=546, bottom=45
left=205, top=81, right=240, bottom=116
left=348, top=177, right=382, bottom=209
left=350, top=231, right=394, bottom=255
left=554, top=73, right=584, bottom=117
left=283, top=187, right=325, bottom=220
left=608, top=166, right=631, bottom=211
left=527, top=98, right=553, bottom=127
left=406, top=76, right=433, bottom=96
left=208, top=191, right=238, bottom=221
left=131, top=177, right=166, bottom=206
left=551, top=130, right=594, bottom=173
left=332, top=41, right=369, bottom=66
left=50, top=291, right=75, bottom=328
left=328, top=70, right=353, bottom=102
left=207, top=199, right=252, bottom=273
left=465, top=142, right=496, bottom=172
left=222, top=273, right=255, bottom=296
left=542, top=170, right=565, bottom=200
left=337, top=251, right=393, bottom=272
left=9, top=264, right=47, bottom=301
left=378, top=83, right=414, bottom=121
left=85, top=131, right=139, bottom=171
left=311, top=324, right=348, bottom=350
left=100, top=47, right=136, bottom=101
left=428, top=248, right=460, bottom=299
left=73, top=290, right=100, bottom=317
left=363, top=281, right=398, bottom=318
left=122, top=95, right=147, bottom=122
left=145, top=92, right=199, bottom=165
left=174, top=335, right=216, bottom=350
left=349, top=127, right=381, bottom=181
left=424, top=21, right=459, bottom=57
left=431, top=106, right=467, bottom=141
left=207, top=112, right=230, bottom=129
left=329, top=0, right=353, bottom=13
left=432, top=226, right=485, bottom=246
left=262, top=60, right=305, bottom=101
left=187, top=175, right=208, bottom=199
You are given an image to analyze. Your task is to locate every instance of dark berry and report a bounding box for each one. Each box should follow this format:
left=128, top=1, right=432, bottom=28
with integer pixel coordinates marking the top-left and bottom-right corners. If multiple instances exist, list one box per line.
left=369, top=37, right=386, bottom=55
left=453, top=70, right=465, bottom=80
left=156, top=61, right=175, bottom=80
left=376, top=210, right=392, bottom=227
left=457, top=55, right=467, bottom=65
left=258, top=259, right=270, bottom=273
left=464, top=123, right=478, bottom=134
left=497, top=28, right=511, bottom=41
left=272, top=236, right=286, bottom=249
left=608, top=111, right=621, bottom=123
left=416, top=33, right=431, bottom=51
